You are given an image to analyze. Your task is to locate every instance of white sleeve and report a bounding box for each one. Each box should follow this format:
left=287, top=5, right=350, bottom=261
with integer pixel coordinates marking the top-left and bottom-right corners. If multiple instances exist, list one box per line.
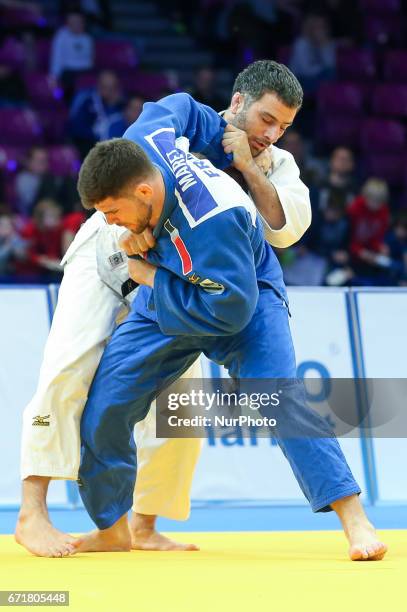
left=258, top=147, right=312, bottom=248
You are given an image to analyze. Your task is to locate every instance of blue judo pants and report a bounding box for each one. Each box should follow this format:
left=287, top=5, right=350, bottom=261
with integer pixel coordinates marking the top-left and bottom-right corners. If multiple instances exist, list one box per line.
left=79, top=288, right=361, bottom=529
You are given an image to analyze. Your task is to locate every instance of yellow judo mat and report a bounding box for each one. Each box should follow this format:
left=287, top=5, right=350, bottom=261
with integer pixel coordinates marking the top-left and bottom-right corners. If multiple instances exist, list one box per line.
left=1, top=530, right=405, bottom=612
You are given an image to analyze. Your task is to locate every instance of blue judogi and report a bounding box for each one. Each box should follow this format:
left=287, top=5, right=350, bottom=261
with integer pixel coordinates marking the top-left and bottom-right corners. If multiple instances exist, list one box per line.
left=78, top=94, right=360, bottom=528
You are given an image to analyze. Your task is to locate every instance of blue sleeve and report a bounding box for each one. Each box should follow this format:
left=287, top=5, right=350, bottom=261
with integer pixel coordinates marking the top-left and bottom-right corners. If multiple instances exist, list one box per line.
left=153, top=208, right=259, bottom=336
left=123, top=93, right=231, bottom=169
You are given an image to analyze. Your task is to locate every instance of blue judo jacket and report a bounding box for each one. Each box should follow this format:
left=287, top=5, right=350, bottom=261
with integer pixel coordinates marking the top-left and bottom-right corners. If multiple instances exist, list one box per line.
left=123, top=93, right=287, bottom=337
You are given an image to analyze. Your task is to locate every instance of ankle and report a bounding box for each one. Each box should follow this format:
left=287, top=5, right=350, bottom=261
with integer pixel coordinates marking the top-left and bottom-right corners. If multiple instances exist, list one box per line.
left=131, top=513, right=157, bottom=532
left=18, top=504, right=50, bottom=522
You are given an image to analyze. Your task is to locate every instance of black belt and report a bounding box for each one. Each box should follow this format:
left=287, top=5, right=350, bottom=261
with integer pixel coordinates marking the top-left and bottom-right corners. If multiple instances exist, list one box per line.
left=121, top=254, right=142, bottom=298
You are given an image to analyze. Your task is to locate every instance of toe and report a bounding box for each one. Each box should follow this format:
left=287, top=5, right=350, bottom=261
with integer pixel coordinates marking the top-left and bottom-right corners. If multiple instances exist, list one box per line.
left=349, top=545, right=368, bottom=560
left=184, top=543, right=199, bottom=551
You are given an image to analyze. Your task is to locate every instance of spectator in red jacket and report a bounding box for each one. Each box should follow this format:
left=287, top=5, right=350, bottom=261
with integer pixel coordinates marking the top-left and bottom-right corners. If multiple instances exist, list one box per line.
left=61, top=205, right=93, bottom=253
left=348, top=178, right=391, bottom=284
left=16, top=199, right=64, bottom=282
left=0, top=206, right=26, bottom=280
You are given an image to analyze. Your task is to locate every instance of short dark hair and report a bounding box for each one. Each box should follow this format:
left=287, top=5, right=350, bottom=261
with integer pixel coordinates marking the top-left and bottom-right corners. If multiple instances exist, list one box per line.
left=232, top=60, right=303, bottom=109
left=77, top=138, right=154, bottom=210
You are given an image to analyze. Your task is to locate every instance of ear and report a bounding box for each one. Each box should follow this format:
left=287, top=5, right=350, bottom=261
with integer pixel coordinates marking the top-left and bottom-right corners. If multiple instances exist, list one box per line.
left=135, top=182, right=153, bottom=200
left=230, top=92, right=244, bottom=115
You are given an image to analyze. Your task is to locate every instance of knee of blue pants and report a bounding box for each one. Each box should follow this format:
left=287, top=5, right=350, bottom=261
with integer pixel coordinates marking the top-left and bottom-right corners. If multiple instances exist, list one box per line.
left=78, top=314, right=200, bottom=529
left=208, top=288, right=297, bottom=378
left=206, top=289, right=361, bottom=512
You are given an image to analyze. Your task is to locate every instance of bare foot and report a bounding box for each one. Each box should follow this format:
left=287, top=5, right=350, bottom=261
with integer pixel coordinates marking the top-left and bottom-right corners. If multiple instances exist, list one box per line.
left=15, top=512, right=76, bottom=558
left=331, top=494, right=388, bottom=561
left=74, top=514, right=132, bottom=553
left=131, top=528, right=199, bottom=551
left=347, top=523, right=388, bottom=561
left=129, top=512, right=198, bottom=551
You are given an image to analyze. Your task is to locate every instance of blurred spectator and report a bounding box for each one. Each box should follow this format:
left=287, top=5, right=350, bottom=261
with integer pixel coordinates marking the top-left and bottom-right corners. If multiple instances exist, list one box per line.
left=0, top=61, right=27, bottom=106
left=15, top=146, right=79, bottom=216
left=289, top=14, right=336, bottom=94
left=0, top=206, right=26, bottom=279
left=50, top=10, right=94, bottom=98
left=384, top=212, right=407, bottom=286
left=307, top=195, right=353, bottom=285
left=348, top=178, right=391, bottom=284
left=15, top=146, right=48, bottom=216
left=108, top=95, right=144, bottom=138
left=282, top=195, right=352, bottom=286
left=17, top=198, right=63, bottom=281
left=318, top=147, right=357, bottom=211
left=280, top=242, right=327, bottom=286
left=189, top=67, right=227, bottom=111
left=68, top=69, right=125, bottom=157
left=279, top=130, right=324, bottom=188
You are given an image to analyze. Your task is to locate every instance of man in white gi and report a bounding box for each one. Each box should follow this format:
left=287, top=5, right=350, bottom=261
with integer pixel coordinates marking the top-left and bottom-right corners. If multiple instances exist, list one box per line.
left=16, top=60, right=309, bottom=557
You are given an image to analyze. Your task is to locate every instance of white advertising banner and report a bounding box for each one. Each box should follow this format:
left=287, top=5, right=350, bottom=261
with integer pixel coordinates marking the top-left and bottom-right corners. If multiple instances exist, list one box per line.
left=192, top=289, right=367, bottom=504
left=0, top=287, right=67, bottom=506
left=356, top=291, right=407, bottom=502
left=5, top=286, right=401, bottom=508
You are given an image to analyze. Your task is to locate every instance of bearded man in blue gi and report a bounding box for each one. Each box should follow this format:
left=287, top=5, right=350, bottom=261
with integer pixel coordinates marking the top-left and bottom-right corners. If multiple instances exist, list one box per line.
left=74, top=92, right=387, bottom=561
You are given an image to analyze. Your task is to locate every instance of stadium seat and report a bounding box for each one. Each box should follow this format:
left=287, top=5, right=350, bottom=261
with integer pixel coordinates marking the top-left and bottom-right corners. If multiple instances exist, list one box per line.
left=363, top=152, right=406, bottom=186
left=0, top=146, right=24, bottom=174
left=120, top=71, right=172, bottom=99
left=383, top=51, right=407, bottom=82
left=360, top=118, right=405, bottom=152
left=1, top=5, right=46, bottom=28
left=24, top=73, right=66, bottom=109
left=47, top=146, right=80, bottom=176
left=359, top=0, right=401, bottom=12
left=0, top=146, right=24, bottom=206
left=0, top=109, right=42, bottom=146
left=371, top=84, right=407, bottom=118
left=95, top=41, right=138, bottom=70
left=364, top=15, right=403, bottom=45
left=0, top=37, right=25, bottom=69
left=35, top=39, right=51, bottom=72
left=318, top=115, right=361, bottom=148
left=317, top=83, right=364, bottom=115
left=336, top=48, right=376, bottom=82
left=37, top=109, right=68, bottom=143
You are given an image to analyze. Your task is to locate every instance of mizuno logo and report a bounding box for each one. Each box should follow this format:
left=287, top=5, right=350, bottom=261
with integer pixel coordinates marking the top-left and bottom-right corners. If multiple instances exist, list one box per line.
left=32, top=415, right=50, bottom=427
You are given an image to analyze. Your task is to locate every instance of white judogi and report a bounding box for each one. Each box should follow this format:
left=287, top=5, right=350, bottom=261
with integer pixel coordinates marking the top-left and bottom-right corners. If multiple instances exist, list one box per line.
left=21, top=144, right=310, bottom=521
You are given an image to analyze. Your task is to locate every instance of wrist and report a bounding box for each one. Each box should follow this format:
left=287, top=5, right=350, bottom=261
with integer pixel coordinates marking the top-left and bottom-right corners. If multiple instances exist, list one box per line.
left=148, top=266, right=157, bottom=288
left=240, top=158, right=261, bottom=179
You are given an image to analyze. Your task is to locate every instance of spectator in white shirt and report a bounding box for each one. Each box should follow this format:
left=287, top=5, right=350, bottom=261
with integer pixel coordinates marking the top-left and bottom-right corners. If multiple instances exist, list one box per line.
left=289, top=14, right=336, bottom=94
left=50, top=10, right=94, bottom=99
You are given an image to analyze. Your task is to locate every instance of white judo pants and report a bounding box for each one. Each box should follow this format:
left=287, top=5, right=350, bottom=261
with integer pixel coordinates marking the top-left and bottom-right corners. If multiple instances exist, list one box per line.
left=21, top=213, right=202, bottom=520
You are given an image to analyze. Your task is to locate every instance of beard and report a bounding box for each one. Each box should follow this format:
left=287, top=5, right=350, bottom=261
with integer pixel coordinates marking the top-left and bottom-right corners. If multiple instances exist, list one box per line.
left=128, top=197, right=153, bottom=234
left=230, top=106, right=248, bottom=132
left=229, top=106, right=262, bottom=158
